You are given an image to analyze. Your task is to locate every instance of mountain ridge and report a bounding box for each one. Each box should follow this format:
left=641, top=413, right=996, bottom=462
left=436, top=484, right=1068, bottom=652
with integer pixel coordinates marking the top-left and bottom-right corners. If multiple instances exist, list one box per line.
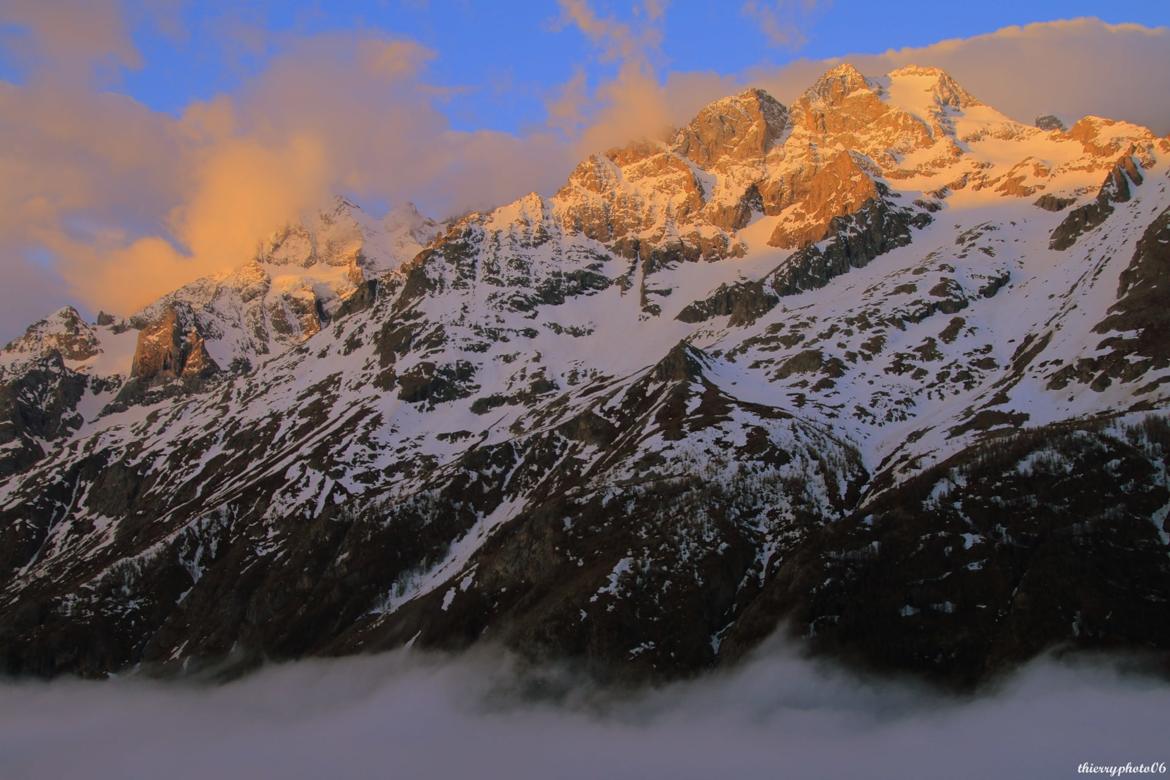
left=1, top=63, right=1168, bottom=686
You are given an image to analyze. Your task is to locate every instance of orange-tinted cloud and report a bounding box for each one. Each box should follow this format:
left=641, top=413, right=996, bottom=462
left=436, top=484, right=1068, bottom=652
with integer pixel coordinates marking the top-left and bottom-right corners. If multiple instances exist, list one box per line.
left=741, top=1, right=825, bottom=49
left=555, top=0, right=661, bottom=62
left=0, top=30, right=573, bottom=319
left=567, top=65, right=740, bottom=156
left=548, top=0, right=738, bottom=156
left=0, top=0, right=141, bottom=78
left=2, top=11, right=1168, bottom=337
left=748, top=19, right=1170, bottom=133
left=561, top=16, right=1170, bottom=161
left=0, top=0, right=185, bottom=85
left=42, top=133, right=329, bottom=310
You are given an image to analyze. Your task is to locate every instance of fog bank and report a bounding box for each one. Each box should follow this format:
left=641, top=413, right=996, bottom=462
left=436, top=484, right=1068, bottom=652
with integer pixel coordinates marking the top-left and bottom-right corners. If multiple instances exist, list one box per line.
left=1, top=642, right=1166, bottom=780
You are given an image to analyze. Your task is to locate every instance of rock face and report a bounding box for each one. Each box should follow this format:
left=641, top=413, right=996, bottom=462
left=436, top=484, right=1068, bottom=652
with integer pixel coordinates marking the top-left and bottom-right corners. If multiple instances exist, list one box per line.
left=1050, top=154, right=1145, bottom=250
left=766, top=151, right=883, bottom=249
left=769, top=194, right=929, bottom=296
left=675, top=88, right=788, bottom=169
left=129, top=307, right=216, bottom=382
left=1, top=64, right=1169, bottom=689
left=0, top=354, right=88, bottom=478
left=1048, top=206, right=1170, bottom=391
left=723, top=420, right=1170, bottom=686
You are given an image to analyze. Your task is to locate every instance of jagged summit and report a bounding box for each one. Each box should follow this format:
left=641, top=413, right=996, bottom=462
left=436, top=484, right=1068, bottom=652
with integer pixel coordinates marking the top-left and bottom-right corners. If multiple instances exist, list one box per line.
left=1067, top=115, right=1160, bottom=160
left=885, top=64, right=978, bottom=108
left=8, top=63, right=1165, bottom=387
left=674, top=88, right=788, bottom=167
left=0, top=306, right=99, bottom=368
left=804, top=62, right=873, bottom=105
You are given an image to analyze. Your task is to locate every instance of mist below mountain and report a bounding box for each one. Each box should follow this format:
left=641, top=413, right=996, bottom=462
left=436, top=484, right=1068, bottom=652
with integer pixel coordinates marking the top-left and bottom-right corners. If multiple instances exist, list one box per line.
left=1, top=641, right=1166, bottom=780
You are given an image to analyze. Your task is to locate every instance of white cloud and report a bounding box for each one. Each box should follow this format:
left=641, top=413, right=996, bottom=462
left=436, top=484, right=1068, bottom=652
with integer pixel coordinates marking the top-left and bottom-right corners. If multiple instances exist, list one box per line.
left=0, top=641, right=1166, bottom=779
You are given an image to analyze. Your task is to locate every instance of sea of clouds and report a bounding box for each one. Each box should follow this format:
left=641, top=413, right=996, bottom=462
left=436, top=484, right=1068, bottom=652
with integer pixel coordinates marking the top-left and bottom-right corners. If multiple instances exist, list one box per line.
left=1, top=638, right=1167, bottom=780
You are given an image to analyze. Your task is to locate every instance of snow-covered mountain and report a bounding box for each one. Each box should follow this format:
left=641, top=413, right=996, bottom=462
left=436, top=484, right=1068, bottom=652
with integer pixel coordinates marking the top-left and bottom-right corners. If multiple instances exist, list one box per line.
left=1, top=64, right=1168, bottom=685
left=0, top=200, right=442, bottom=473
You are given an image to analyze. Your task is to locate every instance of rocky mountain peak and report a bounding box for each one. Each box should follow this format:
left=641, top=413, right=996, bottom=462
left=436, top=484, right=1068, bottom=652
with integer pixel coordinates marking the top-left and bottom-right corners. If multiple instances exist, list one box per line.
left=886, top=65, right=977, bottom=108
left=1067, top=115, right=1160, bottom=160
left=1, top=306, right=101, bottom=366
left=804, top=62, right=872, bottom=106
left=324, top=194, right=361, bottom=218
left=791, top=64, right=896, bottom=143
left=673, top=87, right=788, bottom=168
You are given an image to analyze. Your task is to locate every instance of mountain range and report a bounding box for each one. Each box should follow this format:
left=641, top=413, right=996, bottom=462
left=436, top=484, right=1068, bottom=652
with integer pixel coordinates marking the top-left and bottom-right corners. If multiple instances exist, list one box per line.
left=2, top=63, right=1168, bottom=687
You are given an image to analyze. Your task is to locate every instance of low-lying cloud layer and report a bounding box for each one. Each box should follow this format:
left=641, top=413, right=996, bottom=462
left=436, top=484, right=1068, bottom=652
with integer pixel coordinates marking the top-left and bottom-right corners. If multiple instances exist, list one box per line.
left=1, top=3, right=1168, bottom=341
left=0, top=641, right=1166, bottom=780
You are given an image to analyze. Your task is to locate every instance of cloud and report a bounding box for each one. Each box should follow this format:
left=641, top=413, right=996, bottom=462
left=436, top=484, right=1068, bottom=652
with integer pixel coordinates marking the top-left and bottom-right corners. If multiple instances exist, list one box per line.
left=0, top=0, right=140, bottom=79
left=0, top=0, right=185, bottom=84
left=549, top=0, right=667, bottom=152
left=559, top=17, right=1170, bottom=162
left=0, top=30, right=574, bottom=321
left=555, top=0, right=662, bottom=62
left=2, top=11, right=1168, bottom=337
left=0, top=258, right=72, bottom=343
left=546, top=0, right=740, bottom=157
left=0, top=641, right=1166, bottom=779
left=40, top=134, right=333, bottom=312
left=566, top=66, right=740, bottom=156
left=642, top=0, right=670, bottom=23
left=749, top=18, right=1170, bottom=133
left=0, top=81, right=194, bottom=323
left=741, top=0, right=826, bottom=49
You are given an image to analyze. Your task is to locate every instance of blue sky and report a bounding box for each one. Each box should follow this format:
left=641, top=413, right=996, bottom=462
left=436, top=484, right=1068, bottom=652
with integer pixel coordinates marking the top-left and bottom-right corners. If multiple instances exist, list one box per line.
left=5, top=0, right=1167, bottom=134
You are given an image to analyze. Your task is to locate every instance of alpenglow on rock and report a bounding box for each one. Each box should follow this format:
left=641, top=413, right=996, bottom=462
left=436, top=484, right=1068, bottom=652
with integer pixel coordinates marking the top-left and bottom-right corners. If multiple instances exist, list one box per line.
left=1, top=64, right=1169, bottom=687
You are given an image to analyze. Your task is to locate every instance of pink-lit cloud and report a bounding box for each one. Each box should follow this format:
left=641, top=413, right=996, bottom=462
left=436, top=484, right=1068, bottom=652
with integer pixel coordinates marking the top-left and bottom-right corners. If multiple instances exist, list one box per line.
left=0, top=31, right=572, bottom=323
left=749, top=18, right=1170, bottom=133
left=741, top=0, right=826, bottom=49
left=1, top=8, right=1167, bottom=338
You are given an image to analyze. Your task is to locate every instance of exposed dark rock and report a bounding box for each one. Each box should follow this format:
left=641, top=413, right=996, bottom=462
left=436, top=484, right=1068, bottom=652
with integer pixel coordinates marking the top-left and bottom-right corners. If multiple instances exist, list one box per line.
left=1035, top=115, right=1066, bottom=132
left=1050, top=154, right=1144, bottom=250
left=676, top=279, right=779, bottom=326
left=1049, top=206, right=1170, bottom=390
left=652, top=342, right=709, bottom=382
left=397, top=360, right=479, bottom=407
left=1034, top=194, right=1076, bottom=212
left=769, top=196, right=930, bottom=296
left=0, top=353, right=88, bottom=477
